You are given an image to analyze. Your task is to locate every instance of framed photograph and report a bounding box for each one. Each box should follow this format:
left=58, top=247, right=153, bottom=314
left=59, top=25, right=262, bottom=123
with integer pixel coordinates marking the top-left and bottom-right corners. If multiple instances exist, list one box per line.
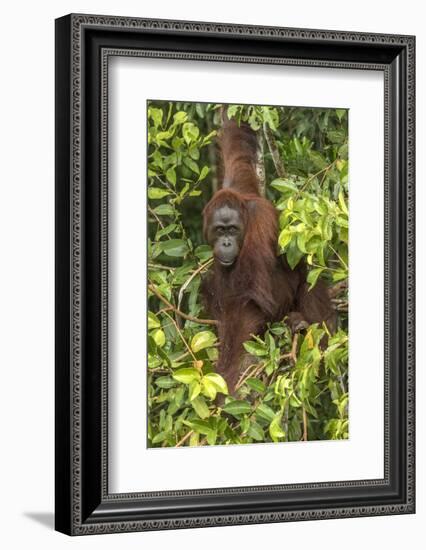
left=55, top=14, right=415, bottom=535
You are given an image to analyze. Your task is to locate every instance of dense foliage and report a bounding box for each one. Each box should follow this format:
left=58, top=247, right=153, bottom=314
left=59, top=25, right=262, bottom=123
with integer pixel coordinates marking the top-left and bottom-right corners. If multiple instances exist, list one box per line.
left=147, top=101, right=349, bottom=447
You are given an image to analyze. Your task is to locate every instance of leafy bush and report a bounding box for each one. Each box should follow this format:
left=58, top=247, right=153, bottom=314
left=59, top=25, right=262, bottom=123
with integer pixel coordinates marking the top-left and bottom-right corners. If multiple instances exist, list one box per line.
left=147, top=101, right=349, bottom=447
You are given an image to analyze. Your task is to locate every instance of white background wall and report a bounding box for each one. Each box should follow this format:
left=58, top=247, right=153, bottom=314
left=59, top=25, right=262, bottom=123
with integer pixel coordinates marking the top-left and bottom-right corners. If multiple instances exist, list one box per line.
left=0, top=1, right=423, bottom=548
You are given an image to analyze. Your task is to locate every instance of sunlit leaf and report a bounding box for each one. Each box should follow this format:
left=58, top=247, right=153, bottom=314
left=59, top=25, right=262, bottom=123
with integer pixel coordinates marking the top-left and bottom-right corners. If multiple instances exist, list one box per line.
left=269, top=414, right=286, bottom=441
left=256, top=403, right=276, bottom=423
left=172, top=367, right=201, bottom=384
left=203, top=373, right=228, bottom=395
left=148, top=311, right=161, bottom=330
left=191, top=331, right=217, bottom=353
left=148, top=187, right=171, bottom=200
left=152, top=329, right=166, bottom=347
left=166, top=167, right=176, bottom=186
left=307, top=267, right=324, bottom=290
left=188, top=380, right=201, bottom=401
left=191, top=396, right=210, bottom=419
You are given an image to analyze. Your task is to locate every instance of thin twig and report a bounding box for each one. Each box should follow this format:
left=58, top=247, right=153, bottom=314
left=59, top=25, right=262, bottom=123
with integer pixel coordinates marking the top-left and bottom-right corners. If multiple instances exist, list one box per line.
left=148, top=283, right=218, bottom=326
left=295, top=160, right=337, bottom=198
left=162, top=310, right=197, bottom=362
left=148, top=205, right=166, bottom=231
left=178, top=258, right=213, bottom=311
left=236, top=362, right=267, bottom=390
left=148, top=368, right=170, bottom=374
left=290, top=333, right=299, bottom=364
left=148, top=263, right=175, bottom=272
left=328, top=243, right=348, bottom=271
left=263, top=122, right=286, bottom=178
left=302, top=408, right=308, bottom=441
left=175, top=430, right=194, bottom=448
left=235, top=361, right=259, bottom=389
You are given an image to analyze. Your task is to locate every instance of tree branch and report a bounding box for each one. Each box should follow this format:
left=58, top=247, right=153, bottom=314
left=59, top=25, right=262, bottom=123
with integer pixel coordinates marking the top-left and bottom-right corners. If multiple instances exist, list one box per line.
left=263, top=122, right=286, bottom=178
left=256, top=130, right=266, bottom=196
left=148, top=283, right=218, bottom=326
left=175, top=430, right=194, bottom=448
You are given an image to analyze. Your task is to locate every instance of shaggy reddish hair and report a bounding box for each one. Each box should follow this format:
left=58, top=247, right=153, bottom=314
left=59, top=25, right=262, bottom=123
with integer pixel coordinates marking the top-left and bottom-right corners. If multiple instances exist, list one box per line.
left=202, top=117, right=335, bottom=394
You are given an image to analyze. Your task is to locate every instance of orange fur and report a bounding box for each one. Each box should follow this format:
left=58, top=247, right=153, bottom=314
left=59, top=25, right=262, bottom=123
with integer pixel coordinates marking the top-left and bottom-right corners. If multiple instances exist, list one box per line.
left=202, top=118, right=335, bottom=394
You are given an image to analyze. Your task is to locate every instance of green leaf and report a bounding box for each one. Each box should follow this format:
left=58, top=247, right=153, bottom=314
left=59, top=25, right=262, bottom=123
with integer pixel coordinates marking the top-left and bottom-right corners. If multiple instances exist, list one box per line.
left=307, top=267, right=324, bottom=290
left=189, top=431, right=200, bottom=446
left=286, top=240, right=304, bottom=269
left=256, top=403, right=276, bottom=423
left=182, top=122, right=199, bottom=145
left=327, top=129, right=346, bottom=144
left=152, top=431, right=168, bottom=444
left=308, top=150, right=327, bottom=170
left=332, top=270, right=348, bottom=282
left=198, top=166, right=210, bottom=181
left=148, top=187, right=171, bottom=200
left=195, top=103, right=205, bottom=118
left=191, top=331, right=217, bottom=353
left=269, top=415, right=286, bottom=441
left=243, top=341, right=268, bottom=356
left=222, top=400, right=252, bottom=417
left=156, top=224, right=177, bottom=239
left=148, top=311, right=161, bottom=330
left=293, top=138, right=303, bottom=155
left=155, top=376, right=177, bottom=389
left=338, top=191, right=348, bottom=215
left=173, top=111, right=188, bottom=124
left=201, top=378, right=217, bottom=400
left=203, top=373, right=228, bottom=395
left=248, top=421, right=264, bottom=441
left=149, top=107, right=163, bottom=128
left=189, top=147, right=200, bottom=160
left=183, top=156, right=200, bottom=174
left=155, top=130, right=173, bottom=145
left=165, top=167, right=177, bottom=186
left=172, top=367, right=201, bottom=384
left=194, top=245, right=213, bottom=262
left=159, top=239, right=189, bottom=257
left=188, top=380, right=201, bottom=401
left=206, top=429, right=217, bottom=446
left=296, top=232, right=308, bottom=253
left=336, top=216, right=349, bottom=228
left=152, top=329, right=166, bottom=347
left=246, top=378, right=266, bottom=393
left=278, top=229, right=292, bottom=249
left=191, top=396, right=210, bottom=419
left=153, top=204, right=174, bottom=216
left=185, top=418, right=215, bottom=436
left=271, top=179, right=298, bottom=194
left=336, top=109, right=347, bottom=122
left=289, top=393, right=302, bottom=407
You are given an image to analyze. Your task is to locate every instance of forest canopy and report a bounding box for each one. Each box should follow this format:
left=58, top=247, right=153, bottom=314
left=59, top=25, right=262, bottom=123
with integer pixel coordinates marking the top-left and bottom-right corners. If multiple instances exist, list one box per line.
left=147, top=101, right=349, bottom=448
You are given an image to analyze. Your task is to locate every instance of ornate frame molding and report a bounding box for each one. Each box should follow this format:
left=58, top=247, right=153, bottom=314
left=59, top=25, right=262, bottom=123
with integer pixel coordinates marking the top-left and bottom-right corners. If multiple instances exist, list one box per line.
left=55, top=14, right=415, bottom=535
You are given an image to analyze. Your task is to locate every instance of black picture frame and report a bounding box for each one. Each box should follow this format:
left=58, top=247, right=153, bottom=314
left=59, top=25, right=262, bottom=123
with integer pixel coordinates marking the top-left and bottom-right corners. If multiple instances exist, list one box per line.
left=55, top=13, right=415, bottom=536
